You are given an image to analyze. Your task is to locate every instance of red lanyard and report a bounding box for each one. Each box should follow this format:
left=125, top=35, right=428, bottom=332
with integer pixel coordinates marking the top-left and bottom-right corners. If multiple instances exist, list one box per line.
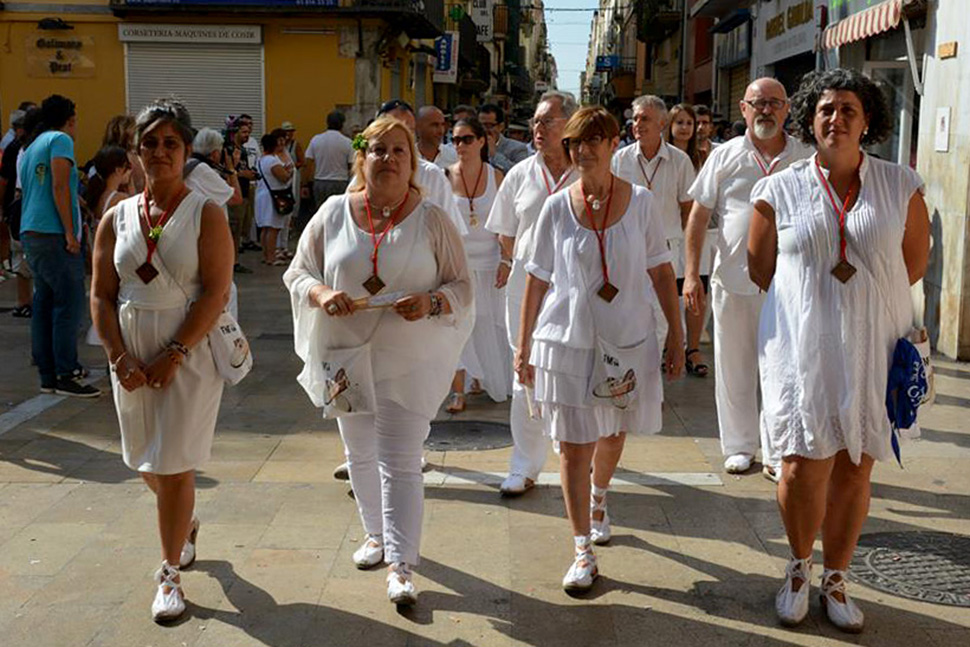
left=363, top=192, right=409, bottom=279
left=581, top=177, right=615, bottom=287
left=752, top=150, right=782, bottom=177
left=636, top=155, right=663, bottom=190
left=814, top=156, right=861, bottom=263
left=459, top=162, right=485, bottom=213
left=541, top=165, right=572, bottom=196
left=141, top=188, right=184, bottom=265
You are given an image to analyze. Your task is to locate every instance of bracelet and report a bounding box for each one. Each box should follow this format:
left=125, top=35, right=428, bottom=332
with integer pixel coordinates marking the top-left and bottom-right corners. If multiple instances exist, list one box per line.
left=167, top=340, right=189, bottom=357
left=165, top=347, right=184, bottom=366
left=109, top=351, right=128, bottom=373
left=499, top=258, right=512, bottom=268
left=427, top=291, right=443, bottom=318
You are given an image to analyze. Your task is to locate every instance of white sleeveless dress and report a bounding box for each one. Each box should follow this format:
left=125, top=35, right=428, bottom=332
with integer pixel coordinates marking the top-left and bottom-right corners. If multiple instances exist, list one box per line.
left=454, top=165, right=512, bottom=401
left=751, top=153, right=922, bottom=464
left=111, top=192, right=224, bottom=474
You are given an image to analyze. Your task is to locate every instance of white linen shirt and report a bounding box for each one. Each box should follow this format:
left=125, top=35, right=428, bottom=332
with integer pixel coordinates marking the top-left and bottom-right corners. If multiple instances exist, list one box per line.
left=420, top=143, right=458, bottom=170
left=612, top=141, right=695, bottom=240
left=688, top=133, right=813, bottom=296
left=485, top=153, right=577, bottom=263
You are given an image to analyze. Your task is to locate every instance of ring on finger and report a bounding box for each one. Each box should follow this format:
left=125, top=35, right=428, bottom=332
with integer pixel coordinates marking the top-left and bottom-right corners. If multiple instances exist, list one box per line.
left=326, top=303, right=338, bottom=314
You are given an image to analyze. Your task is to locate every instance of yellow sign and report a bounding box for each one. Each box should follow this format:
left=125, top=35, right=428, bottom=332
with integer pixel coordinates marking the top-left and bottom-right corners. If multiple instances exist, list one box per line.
left=25, top=33, right=96, bottom=78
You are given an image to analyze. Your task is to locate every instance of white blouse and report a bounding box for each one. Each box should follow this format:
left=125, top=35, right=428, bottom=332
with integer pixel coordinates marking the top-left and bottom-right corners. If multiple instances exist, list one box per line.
left=284, top=195, right=474, bottom=419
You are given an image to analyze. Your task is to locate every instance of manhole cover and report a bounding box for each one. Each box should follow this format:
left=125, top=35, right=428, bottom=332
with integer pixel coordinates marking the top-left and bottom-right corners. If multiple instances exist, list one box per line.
left=849, top=531, right=970, bottom=607
left=426, top=420, right=512, bottom=451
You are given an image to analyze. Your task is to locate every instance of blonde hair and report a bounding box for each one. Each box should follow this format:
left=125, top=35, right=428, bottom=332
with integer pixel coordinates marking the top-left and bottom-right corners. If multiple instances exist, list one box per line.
left=350, top=116, right=421, bottom=194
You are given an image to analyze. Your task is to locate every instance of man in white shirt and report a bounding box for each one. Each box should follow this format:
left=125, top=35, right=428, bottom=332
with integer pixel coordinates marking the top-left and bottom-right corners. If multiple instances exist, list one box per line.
left=486, top=90, right=578, bottom=496
left=415, top=106, right=457, bottom=170
left=611, top=95, right=697, bottom=366
left=306, top=110, right=355, bottom=211
left=682, top=78, right=813, bottom=481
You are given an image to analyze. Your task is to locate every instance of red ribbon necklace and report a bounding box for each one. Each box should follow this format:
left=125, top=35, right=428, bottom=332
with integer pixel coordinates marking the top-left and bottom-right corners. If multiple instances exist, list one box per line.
left=136, top=187, right=187, bottom=284
left=814, top=155, right=862, bottom=283
left=541, top=163, right=573, bottom=196
left=636, top=155, right=663, bottom=190
left=752, top=149, right=781, bottom=176
left=361, top=191, right=410, bottom=295
left=581, top=176, right=617, bottom=302
left=459, top=161, right=485, bottom=226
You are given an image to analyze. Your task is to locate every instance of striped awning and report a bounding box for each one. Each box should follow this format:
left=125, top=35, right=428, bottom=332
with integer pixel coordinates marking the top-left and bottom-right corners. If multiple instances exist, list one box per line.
left=823, top=0, right=908, bottom=50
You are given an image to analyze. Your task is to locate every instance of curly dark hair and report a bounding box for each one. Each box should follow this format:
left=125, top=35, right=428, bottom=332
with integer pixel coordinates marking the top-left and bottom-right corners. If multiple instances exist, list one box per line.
left=789, top=68, right=893, bottom=147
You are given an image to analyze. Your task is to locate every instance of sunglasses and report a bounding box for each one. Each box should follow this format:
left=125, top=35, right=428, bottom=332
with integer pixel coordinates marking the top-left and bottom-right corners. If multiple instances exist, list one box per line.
left=452, top=134, right=481, bottom=146
left=377, top=99, right=414, bottom=116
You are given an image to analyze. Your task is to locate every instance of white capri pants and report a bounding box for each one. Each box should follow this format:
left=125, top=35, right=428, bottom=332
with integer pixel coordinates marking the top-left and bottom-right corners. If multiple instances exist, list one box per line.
left=337, top=398, right=431, bottom=566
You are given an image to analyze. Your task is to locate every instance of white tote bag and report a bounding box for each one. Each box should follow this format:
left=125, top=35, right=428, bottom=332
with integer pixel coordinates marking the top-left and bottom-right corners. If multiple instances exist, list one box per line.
left=209, top=311, right=253, bottom=385
left=588, top=336, right=650, bottom=410
left=321, top=343, right=377, bottom=418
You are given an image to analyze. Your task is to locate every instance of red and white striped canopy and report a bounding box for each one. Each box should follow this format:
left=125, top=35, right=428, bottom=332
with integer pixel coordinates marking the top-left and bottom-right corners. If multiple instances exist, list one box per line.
left=823, top=0, right=907, bottom=50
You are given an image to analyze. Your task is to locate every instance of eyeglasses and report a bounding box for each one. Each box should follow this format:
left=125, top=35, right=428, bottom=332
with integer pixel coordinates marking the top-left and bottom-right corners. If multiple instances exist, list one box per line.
left=530, top=117, right=565, bottom=129
left=452, top=134, right=480, bottom=146
left=562, top=135, right=604, bottom=151
left=741, top=98, right=787, bottom=112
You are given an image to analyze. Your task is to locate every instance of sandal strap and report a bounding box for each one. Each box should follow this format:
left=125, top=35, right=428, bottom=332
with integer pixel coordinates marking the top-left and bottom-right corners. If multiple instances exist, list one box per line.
left=786, top=555, right=813, bottom=579
left=821, top=568, right=847, bottom=594
left=155, top=561, right=181, bottom=587
left=685, top=348, right=700, bottom=357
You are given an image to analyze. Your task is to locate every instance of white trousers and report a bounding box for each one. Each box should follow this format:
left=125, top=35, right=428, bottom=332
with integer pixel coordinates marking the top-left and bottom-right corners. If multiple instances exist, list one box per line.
left=505, top=266, right=550, bottom=479
left=712, top=283, right=777, bottom=464
left=337, top=398, right=430, bottom=565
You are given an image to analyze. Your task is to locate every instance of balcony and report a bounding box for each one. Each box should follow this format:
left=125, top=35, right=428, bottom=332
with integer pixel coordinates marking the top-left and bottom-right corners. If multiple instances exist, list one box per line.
left=636, top=0, right=684, bottom=43
left=109, top=0, right=445, bottom=38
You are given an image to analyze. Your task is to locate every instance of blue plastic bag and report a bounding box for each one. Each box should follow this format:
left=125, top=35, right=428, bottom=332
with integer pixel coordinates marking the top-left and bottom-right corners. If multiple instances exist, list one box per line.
left=885, top=337, right=929, bottom=467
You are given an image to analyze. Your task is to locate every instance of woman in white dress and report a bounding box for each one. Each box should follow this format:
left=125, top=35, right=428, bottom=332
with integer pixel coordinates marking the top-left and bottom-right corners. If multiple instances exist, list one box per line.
left=444, top=116, right=511, bottom=412
left=285, top=116, right=472, bottom=606
left=516, top=107, right=684, bottom=592
left=254, top=132, right=294, bottom=266
left=90, top=98, right=234, bottom=622
left=748, top=69, right=930, bottom=633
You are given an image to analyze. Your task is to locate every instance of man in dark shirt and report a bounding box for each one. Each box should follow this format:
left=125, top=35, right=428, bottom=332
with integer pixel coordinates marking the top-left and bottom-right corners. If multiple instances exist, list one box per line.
left=0, top=109, right=33, bottom=317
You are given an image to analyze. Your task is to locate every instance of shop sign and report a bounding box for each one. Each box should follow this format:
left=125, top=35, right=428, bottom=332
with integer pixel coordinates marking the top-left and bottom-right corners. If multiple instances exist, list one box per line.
left=759, top=0, right=819, bottom=65
left=471, top=0, right=493, bottom=43
left=595, top=55, right=619, bottom=71
left=118, top=23, right=262, bottom=44
left=433, top=32, right=459, bottom=84
left=718, top=21, right=751, bottom=68
left=25, top=33, right=95, bottom=78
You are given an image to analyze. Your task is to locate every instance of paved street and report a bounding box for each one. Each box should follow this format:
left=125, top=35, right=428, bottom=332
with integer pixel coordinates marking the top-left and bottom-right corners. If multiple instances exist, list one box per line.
left=0, top=260, right=969, bottom=647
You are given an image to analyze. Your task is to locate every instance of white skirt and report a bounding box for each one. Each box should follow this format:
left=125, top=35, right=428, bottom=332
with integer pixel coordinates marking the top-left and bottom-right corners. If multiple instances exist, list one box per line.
left=113, top=302, right=224, bottom=474
left=532, top=341, right=663, bottom=445
left=255, top=187, right=286, bottom=229
left=457, top=268, right=512, bottom=401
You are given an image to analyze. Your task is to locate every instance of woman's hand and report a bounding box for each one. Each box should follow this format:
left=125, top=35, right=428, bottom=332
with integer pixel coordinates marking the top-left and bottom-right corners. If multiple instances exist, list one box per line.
left=495, top=262, right=511, bottom=289
left=514, top=346, right=535, bottom=387
left=393, top=293, right=431, bottom=321
left=143, top=351, right=181, bottom=390
left=114, top=354, right=148, bottom=392
left=310, top=285, right=355, bottom=317
left=663, top=341, right=685, bottom=381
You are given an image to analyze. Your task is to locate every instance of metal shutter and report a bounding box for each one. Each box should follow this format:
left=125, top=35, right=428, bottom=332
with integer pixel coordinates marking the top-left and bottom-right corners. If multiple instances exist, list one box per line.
left=125, top=43, right=265, bottom=135
left=728, top=64, right=749, bottom=122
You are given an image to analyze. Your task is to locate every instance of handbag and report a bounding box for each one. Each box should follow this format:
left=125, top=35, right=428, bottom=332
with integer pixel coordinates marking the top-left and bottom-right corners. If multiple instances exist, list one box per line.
left=152, top=231, right=253, bottom=385
left=588, top=336, right=650, bottom=410
left=321, top=343, right=377, bottom=418
left=260, top=158, right=295, bottom=216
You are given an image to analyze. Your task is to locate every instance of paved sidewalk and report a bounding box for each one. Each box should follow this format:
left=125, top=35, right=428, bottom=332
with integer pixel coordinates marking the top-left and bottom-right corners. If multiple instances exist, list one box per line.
left=0, top=260, right=969, bottom=646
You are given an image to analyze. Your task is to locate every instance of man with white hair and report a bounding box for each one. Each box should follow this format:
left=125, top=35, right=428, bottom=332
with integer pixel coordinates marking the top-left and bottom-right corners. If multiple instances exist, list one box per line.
left=415, top=106, right=457, bottom=170
left=486, top=89, right=579, bottom=496
left=612, top=95, right=697, bottom=368
left=682, top=78, right=813, bottom=481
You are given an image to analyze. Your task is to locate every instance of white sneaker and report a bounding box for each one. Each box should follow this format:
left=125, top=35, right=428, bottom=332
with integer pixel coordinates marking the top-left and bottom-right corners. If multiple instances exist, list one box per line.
left=821, top=569, right=865, bottom=633
left=563, top=544, right=598, bottom=592
left=353, top=534, right=384, bottom=569
left=179, top=517, right=200, bottom=569
left=590, top=493, right=611, bottom=545
left=499, top=473, right=535, bottom=497
left=776, top=555, right=812, bottom=627
left=724, top=453, right=753, bottom=474
left=151, top=561, right=185, bottom=623
left=387, top=563, right=417, bottom=605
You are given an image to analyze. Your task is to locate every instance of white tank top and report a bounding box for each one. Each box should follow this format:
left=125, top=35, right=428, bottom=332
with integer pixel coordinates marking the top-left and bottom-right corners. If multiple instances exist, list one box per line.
left=455, top=164, right=500, bottom=271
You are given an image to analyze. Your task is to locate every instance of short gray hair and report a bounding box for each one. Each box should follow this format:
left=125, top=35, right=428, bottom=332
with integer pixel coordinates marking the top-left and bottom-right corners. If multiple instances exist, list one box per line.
left=538, top=90, right=578, bottom=118
left=632, top=95, right=668, bottom=124
left=9, top=109, right=25, bottom=128
left=193, top=127, right=224, bottom=156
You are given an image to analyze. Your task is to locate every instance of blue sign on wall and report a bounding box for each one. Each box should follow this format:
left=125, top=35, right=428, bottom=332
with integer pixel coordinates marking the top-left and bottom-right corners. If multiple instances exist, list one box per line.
left=595, top=55, right=619, bottom=72
left=434, top=33, right=454, bottom=73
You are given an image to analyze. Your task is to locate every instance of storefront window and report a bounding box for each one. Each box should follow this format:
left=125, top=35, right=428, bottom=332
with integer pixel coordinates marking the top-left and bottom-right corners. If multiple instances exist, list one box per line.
left=864, top=62, right=919, bottom=169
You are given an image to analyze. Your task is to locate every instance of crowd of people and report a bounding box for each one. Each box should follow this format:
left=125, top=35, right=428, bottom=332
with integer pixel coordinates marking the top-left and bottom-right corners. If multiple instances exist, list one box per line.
left=0, top=65, right=929, bottom=633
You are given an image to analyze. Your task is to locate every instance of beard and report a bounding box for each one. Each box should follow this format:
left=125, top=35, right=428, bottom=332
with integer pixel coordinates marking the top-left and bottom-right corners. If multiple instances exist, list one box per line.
left=752, top=117, right=780, bottom=140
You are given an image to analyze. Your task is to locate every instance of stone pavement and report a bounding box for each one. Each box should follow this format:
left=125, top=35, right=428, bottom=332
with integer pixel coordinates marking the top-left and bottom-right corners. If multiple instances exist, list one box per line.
left=0, top=259, right=969, bottom=647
